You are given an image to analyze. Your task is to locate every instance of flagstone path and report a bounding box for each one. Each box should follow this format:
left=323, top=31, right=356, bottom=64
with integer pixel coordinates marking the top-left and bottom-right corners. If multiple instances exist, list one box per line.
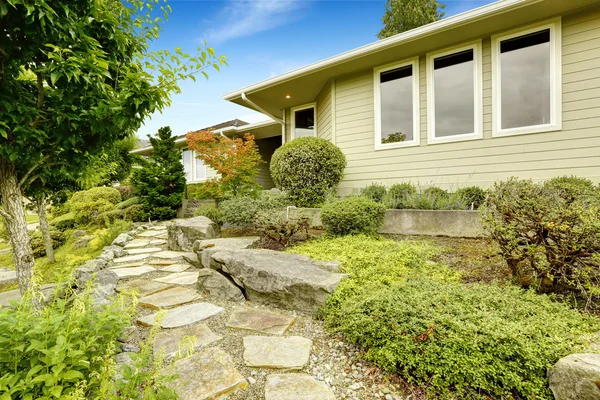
left=111, top=222, right=408, bottom=400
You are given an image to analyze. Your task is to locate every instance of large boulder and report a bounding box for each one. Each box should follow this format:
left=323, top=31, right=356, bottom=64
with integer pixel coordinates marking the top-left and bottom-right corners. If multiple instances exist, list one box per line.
left=210, top=249, right=347, bottom=313
left=194, top=237, right=260, bottom=268
left=549, top=353, right=600, bottom=400
left=168, top=216, right=220, bottom=251
left=197, top=268, right=245, bottom=302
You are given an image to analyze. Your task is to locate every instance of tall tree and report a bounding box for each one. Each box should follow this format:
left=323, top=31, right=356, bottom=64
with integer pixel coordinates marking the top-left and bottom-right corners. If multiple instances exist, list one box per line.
left=131, top=127, right=186, bottom=221
left=378, top=0, right=445, bottom=39
left=0, top=0, right=226, bottom=294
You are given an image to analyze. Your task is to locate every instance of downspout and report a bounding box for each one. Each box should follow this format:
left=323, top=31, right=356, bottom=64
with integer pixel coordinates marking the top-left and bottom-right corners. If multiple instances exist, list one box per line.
left=240, top=92, right=286, bottom=144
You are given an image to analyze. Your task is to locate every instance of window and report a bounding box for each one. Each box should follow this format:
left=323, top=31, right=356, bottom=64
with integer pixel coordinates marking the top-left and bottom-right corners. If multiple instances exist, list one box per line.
left=492, top=19, right=561, bottom=136
left=291, top=103, right=316, bottom=138
left=181, top=149, right=207, bottom=183
left=427, top=41, right=483, bottom=143
left=182, top=149, right=192, bottom=181
left=374, top=58, right=420, bottom=149
left=195, top=155, right=206, bottom=181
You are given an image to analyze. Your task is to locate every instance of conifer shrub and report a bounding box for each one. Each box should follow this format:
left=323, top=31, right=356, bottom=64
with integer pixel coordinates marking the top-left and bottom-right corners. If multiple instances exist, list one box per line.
left=321, top=196, right=386, bottom=235
left=131, top=126, right=186, bottom=221
left=270, top=137, right=346, bottom=207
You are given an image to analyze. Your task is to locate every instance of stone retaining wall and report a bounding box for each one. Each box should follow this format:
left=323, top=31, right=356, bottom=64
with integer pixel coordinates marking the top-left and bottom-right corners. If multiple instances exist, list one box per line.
left=289, top=207, right=485, bottom=238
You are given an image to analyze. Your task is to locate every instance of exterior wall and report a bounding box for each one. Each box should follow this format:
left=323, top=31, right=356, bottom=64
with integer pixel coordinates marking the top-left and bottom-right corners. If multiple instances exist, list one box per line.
left=315, top=82, right=333, bottom=141
left=329, top=8, right=600, bottom=196
left=255, top=137, right=280, bottom=189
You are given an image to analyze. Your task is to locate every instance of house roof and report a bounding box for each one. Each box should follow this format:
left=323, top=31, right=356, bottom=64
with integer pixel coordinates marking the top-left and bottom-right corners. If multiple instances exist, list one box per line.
left=222, top=0, right=599, bottom=116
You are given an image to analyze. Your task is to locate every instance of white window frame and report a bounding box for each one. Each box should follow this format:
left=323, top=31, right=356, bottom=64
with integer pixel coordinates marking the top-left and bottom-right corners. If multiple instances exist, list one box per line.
left=181, top=148, right=207, bottom=184
left=373, top=57, right=420, bottom=151
left=491, top=18, right=562, bottom=138
left=290, top=102, right=317, bottom=139
left=193, top=151, right=207, bottom=182
left=426, top=40, right=483, bottom=144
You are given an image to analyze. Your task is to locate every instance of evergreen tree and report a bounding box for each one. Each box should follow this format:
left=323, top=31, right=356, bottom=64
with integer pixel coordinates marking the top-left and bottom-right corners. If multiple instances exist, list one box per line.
left=131, top=127, right=186, bottom=221
left=378, top=0, right=445, bottom=39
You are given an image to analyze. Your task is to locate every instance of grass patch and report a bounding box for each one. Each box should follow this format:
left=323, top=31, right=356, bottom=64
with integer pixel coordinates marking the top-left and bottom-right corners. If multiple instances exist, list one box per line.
left=25, top=214, right=39, bottom=224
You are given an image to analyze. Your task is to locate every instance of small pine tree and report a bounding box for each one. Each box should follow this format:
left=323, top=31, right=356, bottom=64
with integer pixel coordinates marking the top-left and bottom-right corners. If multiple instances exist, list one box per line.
left=131, top=126, right=186, bottom=221
left=378, top=0, right=445, bottom=39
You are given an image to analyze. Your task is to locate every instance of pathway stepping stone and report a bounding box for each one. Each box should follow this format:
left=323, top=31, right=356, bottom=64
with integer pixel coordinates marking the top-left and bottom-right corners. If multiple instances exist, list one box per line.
left=153, top=250, right=198, bottom=263
left=126, top=247, right=162, bottom=255
left=227, top=307, right=295, bottom=335
left=168, top=347, right=247, bottom=400
left=243, top=336, right=312, bottom=370
left=150, top=239, right=167, bottom=246
left=110, top=261, right=145, bottom=269
left=137, top=302, right=224, bottom=328
left=124, top=239, right=151, bottom=249
left=112, top=265, right=156, bottom=278
left=149, top=260, right=177, bottom=266
left=116, top=279, right=173, bottom=296
left=0, top=270, right=17, bottom=285
left=159, top=263, right=191, bottom=273
left=265, top=374, right=336, bottom=400
left=138, top=286, right=201, bottom=310
left=113, top=254, right=153, bottom=264
left=154, top=322, right=221, bottom=359
left=153, top=271, right=199, bottom=285
left=136, top=230, right=166, bottom=238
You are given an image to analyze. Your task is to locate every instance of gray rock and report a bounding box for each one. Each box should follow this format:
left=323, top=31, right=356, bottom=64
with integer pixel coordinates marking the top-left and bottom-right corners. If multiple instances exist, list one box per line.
left=74, top=235, right=92, bottom=249
left=265, top=374, right=336, bottom=400
left=549, top=353, right=600, bottom=400
left=316, top=260, right=342, bottom=273
left=197, top=268, right=245, bottom=302
left=243, top=336, right=312, bottom=369
left=112, top=233, right=132, bottom=247
left=77, top=268, right=119, bottom=289
left=167, top=216, right=219, bottom=251
left=0, top=270, right=17, bottom=285
left=154, top=323, right=221, bottom=360
left=210, top=249, right=347, bottom=313
left=193, top=237, right=260, bottom=268
left=103, top=245, right=126, bottom=258
left=137, top=302, right=224, bottom=328
left=73, top=230, right=87, bottom=238
left=98, top=250, right=115, bottom=261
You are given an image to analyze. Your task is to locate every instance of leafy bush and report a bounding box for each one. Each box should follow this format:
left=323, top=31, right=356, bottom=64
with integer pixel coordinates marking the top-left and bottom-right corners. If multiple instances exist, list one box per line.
left=131, top=126, right=186, bottom=221
left=254, top=210, right=310, bottom=247
left=455, top=186, right=486, bottom=209
left=97, top=208, right=126, bottom=225
left=70, top=187, right=122, bottom=226
left=361, top=183, right=387, bottom=203
left=482, top=177, right=600, bottom=307
left=270, top=137, right=346, bottom=207
left=96, top=219, right=132, bottom=248
left=186, top=182, right=214, bottom=200
left=384, top=182, right=417, bottom=208
left=220, top=193, right=290, bottom=227
left=0, top=283, right=135, bottom=399
left=123, top=204, right=143, bottom=222
left=398, top=186, right=467, bottom=210
left=195, top=203, right=223, bottom=226
left=116, top=196, right=139, bottom=210
left=50, top=211, right=76, bottom=231
left=117, top=185, right=134, bottom=201
left=30, top=228, right=66, bottom=257
left=321, top=196, right=386, bottom=235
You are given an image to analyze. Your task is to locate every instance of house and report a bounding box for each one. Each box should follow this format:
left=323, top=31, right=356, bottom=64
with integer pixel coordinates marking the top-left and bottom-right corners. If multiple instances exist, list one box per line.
left=131, top=118, right=282, bottom=188
left=221, top=0, right=600, bottom=196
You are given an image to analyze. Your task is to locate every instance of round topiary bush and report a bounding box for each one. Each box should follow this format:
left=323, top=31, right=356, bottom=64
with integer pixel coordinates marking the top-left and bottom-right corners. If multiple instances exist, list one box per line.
left=270, top=137, right=346, bottom=207
left=321, top=196, right=386, bottom=235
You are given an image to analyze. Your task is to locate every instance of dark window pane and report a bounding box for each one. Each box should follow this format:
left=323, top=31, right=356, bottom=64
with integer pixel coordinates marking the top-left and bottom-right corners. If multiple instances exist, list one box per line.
left=294, top=107, right=314, bottom=138
left=434, top=49, right=475, bottom=137
left=500, top=29, right=551, bottom=129
left=380, top=65, right=413, bottom=144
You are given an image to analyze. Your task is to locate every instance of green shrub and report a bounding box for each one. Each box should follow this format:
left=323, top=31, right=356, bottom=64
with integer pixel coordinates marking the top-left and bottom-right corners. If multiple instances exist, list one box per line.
left=0, top=283, right=135, bottom=399
left=321, top=196, right=386, bottom=235
left=455, top=186, right=486, bottom=209
left=97, top=208, right=126, bottom=225
left=400, top=186, right=467, bottom=210
left=70, top=187, right=122, bottom=226
left=254, top=210, right=310, bottom=247
left=384, top=182, right=417, bottom=208
left=195, top=203, right=223, bottom=226
left=123, top=204, right=143, bottom=222
left=270, top=137, right=346, bottom=207
left=50, top=211, right=76, bottom=231
left=220, top=193, right=290, bottom=227
left=49, top=202, right=70, bottom=218
left=30, top=228, right=66, bottom=257
left=115, top=196, right=140, bottom=210
left=361, top=183, right=387, bottom=203
left=482, top=177, right=600, bottom=307
left=186, top=182, right=215, bottom=200
left=97, top=219, right=132, bottom=248
left=117, top=185, right=134, bottom=201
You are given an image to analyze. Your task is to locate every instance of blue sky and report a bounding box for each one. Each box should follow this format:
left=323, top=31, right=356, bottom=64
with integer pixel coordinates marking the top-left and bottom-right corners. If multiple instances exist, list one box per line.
left=138, top=0, right=496, bottom=138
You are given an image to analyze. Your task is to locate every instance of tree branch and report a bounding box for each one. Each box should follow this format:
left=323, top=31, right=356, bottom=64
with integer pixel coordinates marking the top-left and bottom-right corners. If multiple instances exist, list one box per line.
left=18, top=154, right=50, bottom=188
left=0, top=208, right=12, bottom=222
left=30, top=72, right=46, bottom=129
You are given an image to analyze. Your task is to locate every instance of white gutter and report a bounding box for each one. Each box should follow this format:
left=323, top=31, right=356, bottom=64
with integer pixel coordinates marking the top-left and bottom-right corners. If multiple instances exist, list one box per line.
left=222, top=0, right=539, bottom=99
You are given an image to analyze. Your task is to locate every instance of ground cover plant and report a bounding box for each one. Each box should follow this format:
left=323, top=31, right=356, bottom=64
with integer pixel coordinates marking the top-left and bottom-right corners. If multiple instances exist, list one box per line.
left=290, top=235, right=600, bottom=399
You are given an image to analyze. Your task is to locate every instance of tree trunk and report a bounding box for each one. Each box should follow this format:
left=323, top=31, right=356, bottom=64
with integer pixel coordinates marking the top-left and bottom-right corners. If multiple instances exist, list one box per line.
left=36, top=193, right=55, bottom=263
left=0, top=160, right=35, bottom=294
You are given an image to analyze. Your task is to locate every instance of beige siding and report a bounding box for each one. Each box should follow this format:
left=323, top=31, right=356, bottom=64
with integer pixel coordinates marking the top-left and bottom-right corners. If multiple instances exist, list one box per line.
left=316, top=82, right=333, bottom=141
left=332, top=8, right=600, bottom=196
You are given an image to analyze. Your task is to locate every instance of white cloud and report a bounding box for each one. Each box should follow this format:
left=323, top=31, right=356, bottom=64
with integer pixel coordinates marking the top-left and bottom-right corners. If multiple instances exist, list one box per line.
left=203, top=0, right=307, bottom=44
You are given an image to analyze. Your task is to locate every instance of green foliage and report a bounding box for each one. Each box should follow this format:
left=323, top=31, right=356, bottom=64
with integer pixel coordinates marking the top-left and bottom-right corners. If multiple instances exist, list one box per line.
left=77, top=136, right=138, bottom=189
left=30, top=228, right=66, bottom=258
left=220, top=193, right=290, bottom=227
left=254, top=210, right=310, bottom=247
left=455, top=186, right=486, bottom=210
left=195, top=203, right=223, bottom=226
left=96, top=219, right=132, bottom=248
left=384, top=182, right=417, bottom=208
left=482, top=177, right=600, bottom=307
left=0, top=283, right=135, bottom=399
left=361, top=183, right=387, bottom=203
left=131, top=127, right=187, bottom=221
left=378, top=0, right=446, bottom=39
left=97, top=209, right=126, bottom=225
left=116, top=197, right=140, bottom=210
left=270, top=137, right=346, bottom=207
left=186, top=183, right=214, bottom=200
left=117, top=186, right=134, bottom=201
left=123, top=204, right=143, bottom=222
left=50, top=212, right=76, bottom=231
left=321, top=197, right=386, bottom=235
left=70, top=187, right=122, bottom=226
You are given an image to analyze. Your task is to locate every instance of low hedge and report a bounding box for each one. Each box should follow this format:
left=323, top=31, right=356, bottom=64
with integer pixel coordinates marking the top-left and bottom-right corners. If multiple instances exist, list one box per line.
left=220, top=193, right=289, bottom=227
left=321, top=197, right=386, bottom=235
left=50, top=212, right=76, bottom=231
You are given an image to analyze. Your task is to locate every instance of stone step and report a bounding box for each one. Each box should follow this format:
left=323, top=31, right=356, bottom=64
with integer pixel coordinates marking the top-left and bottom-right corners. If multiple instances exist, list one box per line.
left=153, top=271, right=199, bottom=286
left=0, top=270, right=17, bottom=286
left=243, top=336, right=312, bottom=370
left=112, top=265, right=156, bottom=278
left=227, top=307, right=295, bottom=335
left=265, top=374, right=336, bottom=400
left=125, top=247, right=163, bottom=255
left=158, top=263, right=191, bottom=273
left=154, top=322, right=221, bottom=359
left=116, top=279, right=173, bottom=297
left=137, top=302, right=224, bottom=328
left=138, top=286, right=201, bottom=310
